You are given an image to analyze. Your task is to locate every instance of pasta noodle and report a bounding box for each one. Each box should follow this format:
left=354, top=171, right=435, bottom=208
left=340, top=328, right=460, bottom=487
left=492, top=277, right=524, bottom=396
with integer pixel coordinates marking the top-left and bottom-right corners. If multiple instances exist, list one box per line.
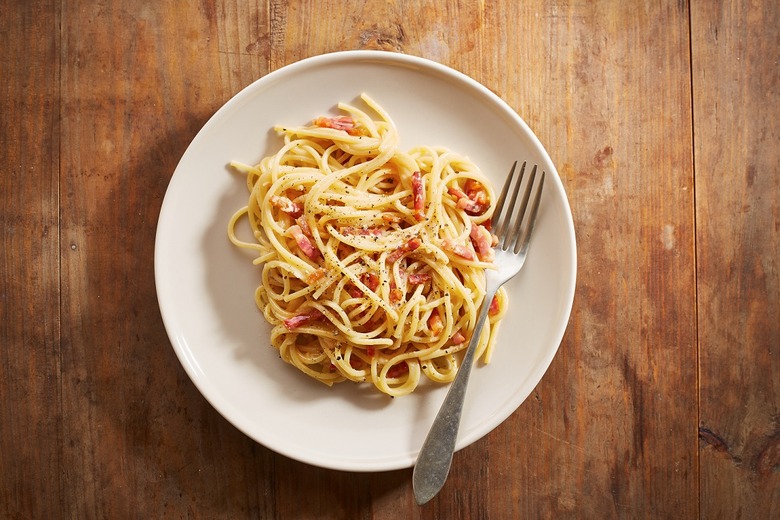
left=227, top=93, right=507, bottom=397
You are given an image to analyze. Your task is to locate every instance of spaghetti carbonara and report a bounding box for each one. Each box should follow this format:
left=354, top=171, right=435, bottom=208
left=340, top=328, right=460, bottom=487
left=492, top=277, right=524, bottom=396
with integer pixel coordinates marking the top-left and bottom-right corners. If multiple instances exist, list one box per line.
left=228, top=94, right=507, bottom=397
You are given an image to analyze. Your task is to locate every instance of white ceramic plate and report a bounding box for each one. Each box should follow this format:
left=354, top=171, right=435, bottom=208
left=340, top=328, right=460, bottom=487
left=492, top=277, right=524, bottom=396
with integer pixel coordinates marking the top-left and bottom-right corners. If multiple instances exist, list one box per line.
left=155, top=50, right=576, bottom=472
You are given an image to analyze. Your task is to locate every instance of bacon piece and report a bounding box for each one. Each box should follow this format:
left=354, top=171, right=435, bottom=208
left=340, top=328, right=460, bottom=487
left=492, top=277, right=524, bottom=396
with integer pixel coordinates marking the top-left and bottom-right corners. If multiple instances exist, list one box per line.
left=386, top=237, right=422, bottom=263
left=407, top=272, right=431, bottom=285
left=489, top=295, right=501, bottom=316
left=442, top=238, right=476, bottom=261
left=448, top=186, right=466, bottom=198
left=296, top=216, right=313, bottom=238
left=288, top=225, right=321, bottom=261
left=389, top=288, right=404, bottom=304
left=345, top=284, right=364, bottom=298
left=337, top=242, right=355, bottom=261
left=411, top=171, right=425, bottom=221
left=283, top=309, right=324, bottom=330
left=361, top=272, right=380, bottom=292
left=313, top=115, right=359, bottom=135
left=386, top=362, right=409, bottom=378
left=381, top=213, right=402, bottom=224
left=270, top=195, right=303, bottom=218
left=428, top=310, right=444, bottom=335
left=457, top=197, right=488, bottom=215
left=346, top=273, right=379, bottom=298
left=465, top=179, right=488, bottom=204
left=448, top=183, right=489, bottom=215
left=306, top=268, right=327, bottom=284
left=469, top=224, right=495, bottom=262
left=450, top=330, right=467, bottom=345
left=387, top=275, right=403, bottom=304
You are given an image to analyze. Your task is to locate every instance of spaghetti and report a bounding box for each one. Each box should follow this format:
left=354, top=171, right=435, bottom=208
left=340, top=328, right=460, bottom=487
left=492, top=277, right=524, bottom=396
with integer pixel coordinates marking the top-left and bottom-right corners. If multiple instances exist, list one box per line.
left=228, top=94, right=507, bottom=397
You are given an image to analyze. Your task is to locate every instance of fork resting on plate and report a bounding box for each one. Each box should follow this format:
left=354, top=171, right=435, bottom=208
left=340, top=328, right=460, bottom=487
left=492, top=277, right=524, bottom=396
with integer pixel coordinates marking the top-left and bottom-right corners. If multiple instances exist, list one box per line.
left=412, top=161, right=546, bottom=505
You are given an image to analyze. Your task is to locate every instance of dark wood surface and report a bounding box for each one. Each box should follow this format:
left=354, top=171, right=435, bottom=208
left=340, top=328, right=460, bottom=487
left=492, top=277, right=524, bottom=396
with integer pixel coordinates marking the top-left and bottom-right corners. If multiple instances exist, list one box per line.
left=1, top=1, right=777, bottom=518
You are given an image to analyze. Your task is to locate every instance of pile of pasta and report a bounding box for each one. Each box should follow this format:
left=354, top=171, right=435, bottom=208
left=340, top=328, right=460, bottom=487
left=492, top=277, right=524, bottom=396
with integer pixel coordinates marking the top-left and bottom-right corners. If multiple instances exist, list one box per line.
left=228, top=94, right=507, bottom=397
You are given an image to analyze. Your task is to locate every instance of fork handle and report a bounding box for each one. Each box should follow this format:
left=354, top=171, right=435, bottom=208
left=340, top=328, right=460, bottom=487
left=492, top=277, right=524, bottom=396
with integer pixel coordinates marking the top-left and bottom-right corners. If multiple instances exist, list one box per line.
left=412, top=286, right=498, bottom=505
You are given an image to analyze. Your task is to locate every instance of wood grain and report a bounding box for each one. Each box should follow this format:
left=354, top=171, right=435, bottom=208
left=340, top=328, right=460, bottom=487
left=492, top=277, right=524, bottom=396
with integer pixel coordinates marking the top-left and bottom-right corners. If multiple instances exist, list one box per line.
left=55, top=1, right=275, bottom=517
left=485, top=2, right=699, bottom=517
left=692, top=0, right=780, bottom=517
left=1, top=0, right=778, bottom=517
left=0, top=1, right=62, bottom=517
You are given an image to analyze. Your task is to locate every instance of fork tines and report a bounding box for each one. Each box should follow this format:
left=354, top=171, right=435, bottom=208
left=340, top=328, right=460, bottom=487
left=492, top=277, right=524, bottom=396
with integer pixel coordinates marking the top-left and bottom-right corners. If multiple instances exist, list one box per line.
left=492, top=161, right=545, bottom=254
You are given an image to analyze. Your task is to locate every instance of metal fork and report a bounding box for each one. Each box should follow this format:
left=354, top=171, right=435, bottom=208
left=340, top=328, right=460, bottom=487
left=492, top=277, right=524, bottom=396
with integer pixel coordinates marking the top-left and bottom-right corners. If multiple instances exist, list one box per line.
left=412, top=161, right=545, bottom=505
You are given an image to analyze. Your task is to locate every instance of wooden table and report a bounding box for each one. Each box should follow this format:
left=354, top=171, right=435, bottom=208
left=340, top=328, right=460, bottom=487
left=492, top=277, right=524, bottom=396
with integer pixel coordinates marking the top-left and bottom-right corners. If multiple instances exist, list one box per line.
left=2, top=1, right=778, bottom=517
